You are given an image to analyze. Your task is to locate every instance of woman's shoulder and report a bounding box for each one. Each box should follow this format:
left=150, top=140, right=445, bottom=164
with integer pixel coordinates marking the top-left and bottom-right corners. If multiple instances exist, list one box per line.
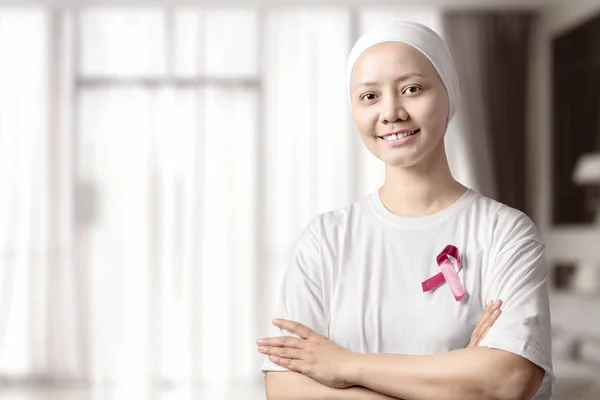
left=470, top=191, right=543, bottom=247
left=302, top=193, right=373, bottom=239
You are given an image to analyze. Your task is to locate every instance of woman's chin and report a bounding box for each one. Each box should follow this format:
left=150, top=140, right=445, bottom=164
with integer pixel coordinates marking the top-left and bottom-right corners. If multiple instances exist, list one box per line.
left=378, top=151, right=421, bottom=168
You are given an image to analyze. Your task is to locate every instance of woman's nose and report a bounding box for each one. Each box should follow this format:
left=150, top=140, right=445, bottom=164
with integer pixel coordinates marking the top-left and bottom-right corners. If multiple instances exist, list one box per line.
left=380, top=98, right=409, bottom=124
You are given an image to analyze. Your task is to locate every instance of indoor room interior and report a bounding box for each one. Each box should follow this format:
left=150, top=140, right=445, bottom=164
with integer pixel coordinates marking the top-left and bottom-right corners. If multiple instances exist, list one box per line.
left=0, top=0, right=599, bottom=399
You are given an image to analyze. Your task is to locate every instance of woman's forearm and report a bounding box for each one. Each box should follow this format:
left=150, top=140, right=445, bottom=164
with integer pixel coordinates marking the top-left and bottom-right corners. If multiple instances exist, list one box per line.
left=347, top=347, right=543, bottom=400
left=266, top=371, right=403, bottom=400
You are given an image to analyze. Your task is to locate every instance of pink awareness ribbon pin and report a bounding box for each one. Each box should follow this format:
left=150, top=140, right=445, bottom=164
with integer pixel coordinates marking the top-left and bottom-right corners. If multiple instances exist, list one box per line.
left=421, top=245, right=466, bottom=301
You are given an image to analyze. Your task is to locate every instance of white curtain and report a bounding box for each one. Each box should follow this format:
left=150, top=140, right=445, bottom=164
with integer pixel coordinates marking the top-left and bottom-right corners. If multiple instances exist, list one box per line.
left=0, top=5, right=474, bottom=398
left=0, top=9, right=50, bottom=379
left=261, top=8, right=356, bottom=333
left=76, top=8, right=262, bottom=398
left=0, top=9, right=80, bottom=382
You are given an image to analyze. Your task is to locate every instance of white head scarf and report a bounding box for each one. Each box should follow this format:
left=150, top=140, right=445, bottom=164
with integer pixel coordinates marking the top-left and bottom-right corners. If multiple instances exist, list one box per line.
left=347, top=21, right=459, bottom=122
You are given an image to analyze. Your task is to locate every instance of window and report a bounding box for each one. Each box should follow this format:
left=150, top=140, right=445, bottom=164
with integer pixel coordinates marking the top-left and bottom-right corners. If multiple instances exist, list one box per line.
left=0, top=5, right=455, bottom=397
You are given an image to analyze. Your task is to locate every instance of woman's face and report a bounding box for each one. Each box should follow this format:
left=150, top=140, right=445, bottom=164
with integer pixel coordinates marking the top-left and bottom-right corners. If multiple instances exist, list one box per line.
left=350, top=42, right=450, bottom=169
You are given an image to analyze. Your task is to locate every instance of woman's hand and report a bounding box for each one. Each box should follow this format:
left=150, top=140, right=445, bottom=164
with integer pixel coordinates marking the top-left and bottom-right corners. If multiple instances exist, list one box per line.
left=467, top=300, right=502, bottom=348
left=257, top=319, right=358, bottom=389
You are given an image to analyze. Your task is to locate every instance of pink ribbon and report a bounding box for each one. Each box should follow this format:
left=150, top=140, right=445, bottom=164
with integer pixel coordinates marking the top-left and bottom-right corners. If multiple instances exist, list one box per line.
left=421, top=245, right=466, bottom=301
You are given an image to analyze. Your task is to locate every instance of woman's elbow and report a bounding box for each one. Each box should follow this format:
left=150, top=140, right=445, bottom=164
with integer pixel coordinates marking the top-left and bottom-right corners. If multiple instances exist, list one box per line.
left=495, top=363, right=545, bottom=400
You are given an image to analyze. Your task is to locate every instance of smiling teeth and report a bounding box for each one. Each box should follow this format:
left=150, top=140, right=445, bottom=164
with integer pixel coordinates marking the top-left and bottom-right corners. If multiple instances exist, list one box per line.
left=382, top=130, right=418, bottom=141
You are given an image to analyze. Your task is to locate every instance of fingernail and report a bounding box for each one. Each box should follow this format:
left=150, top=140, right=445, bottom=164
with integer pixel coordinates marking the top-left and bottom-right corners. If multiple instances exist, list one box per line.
left=259, top=346, right=267, bottom=352
left=494, top=300, right=501, bottom=306
left=487, top=300, right=493, bottom=307
left=257, top=339, right=266, bottom=345
left=273, top=319, right=280, bottom=324
left=493, top=310, right=501, bottom=317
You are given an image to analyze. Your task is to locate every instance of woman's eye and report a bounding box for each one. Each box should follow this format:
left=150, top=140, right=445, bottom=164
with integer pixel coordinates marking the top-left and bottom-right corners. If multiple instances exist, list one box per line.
left=404, top=86, right=421, bottom=95
left=361, top=93, right=376, bottom=101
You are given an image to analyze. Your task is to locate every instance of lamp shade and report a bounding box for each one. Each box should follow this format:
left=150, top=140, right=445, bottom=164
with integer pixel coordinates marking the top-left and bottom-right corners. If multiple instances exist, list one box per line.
left=573, top=152, right=600, bottom=185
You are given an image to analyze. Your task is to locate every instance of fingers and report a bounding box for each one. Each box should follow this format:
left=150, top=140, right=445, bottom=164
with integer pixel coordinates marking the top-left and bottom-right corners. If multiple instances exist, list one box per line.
left=256, top=335, right=305, bottom=349
left=479, top=300, right=501, bottom=329
left=272, top=319, right=322, bottom=341
left=481, top=300, right=502, bottom=329
left=267, top=355, right=302, bottom=372
left=471, top=322, right=495, bottom=348
left=258, top=345, right=304, bottom=360
left=468, top=300, right=503, bottom=348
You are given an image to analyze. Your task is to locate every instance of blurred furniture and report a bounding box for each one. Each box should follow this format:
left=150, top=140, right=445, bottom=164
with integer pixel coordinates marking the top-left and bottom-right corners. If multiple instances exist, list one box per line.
left=571, top=152, right=600, bottom=295
left=551, top=292, right=600, bottom=400
left=573, top=152, right=600, bottom=223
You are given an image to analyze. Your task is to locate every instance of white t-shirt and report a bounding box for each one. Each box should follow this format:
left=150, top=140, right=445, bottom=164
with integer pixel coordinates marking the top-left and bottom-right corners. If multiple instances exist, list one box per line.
left=261, top=188, right=554, bottom=399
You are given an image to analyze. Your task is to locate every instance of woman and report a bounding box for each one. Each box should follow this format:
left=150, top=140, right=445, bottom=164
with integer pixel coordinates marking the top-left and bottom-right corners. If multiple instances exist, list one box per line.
left=257, top=22, right=553, bottom=400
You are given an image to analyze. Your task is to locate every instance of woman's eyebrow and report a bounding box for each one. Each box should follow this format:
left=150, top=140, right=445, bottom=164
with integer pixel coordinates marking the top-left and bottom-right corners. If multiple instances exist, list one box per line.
left=353, top=72, right=425, bottom=93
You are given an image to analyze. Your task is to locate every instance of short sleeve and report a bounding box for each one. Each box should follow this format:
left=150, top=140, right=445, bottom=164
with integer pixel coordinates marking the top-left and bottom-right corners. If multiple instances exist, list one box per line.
left=479, top=217, right=554, bottom=399
left=261, top=216, right=328, bottom=374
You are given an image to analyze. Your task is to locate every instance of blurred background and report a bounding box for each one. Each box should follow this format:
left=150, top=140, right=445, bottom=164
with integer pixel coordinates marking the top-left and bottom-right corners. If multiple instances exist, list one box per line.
left=0, top=0, right=599, bottom=399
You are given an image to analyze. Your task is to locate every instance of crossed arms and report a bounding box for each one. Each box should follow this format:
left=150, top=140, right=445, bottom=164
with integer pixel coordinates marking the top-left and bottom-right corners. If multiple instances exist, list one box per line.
left=260, top=301, right=545, bottom=400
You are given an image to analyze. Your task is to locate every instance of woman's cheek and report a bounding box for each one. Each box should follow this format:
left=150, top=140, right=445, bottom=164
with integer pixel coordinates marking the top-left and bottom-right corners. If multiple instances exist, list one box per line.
left=418, top=96, right=448, bottom=133
left=354, top=111, right=377, bottom=136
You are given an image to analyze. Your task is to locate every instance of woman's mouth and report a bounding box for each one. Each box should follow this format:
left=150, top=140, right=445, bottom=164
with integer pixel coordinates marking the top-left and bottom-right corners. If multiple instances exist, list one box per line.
left=379, top=129, right=420, bottom=146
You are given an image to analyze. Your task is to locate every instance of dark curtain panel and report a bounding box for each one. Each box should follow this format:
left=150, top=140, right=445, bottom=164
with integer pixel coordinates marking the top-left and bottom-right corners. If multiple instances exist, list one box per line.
left=443, top=13, right=534, bottom=215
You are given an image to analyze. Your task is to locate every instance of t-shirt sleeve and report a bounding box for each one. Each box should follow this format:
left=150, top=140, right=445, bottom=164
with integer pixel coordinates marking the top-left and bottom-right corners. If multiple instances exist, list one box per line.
left=479, top=215, right=554, bottom=399
left=261, top=215, right=328, bottom=374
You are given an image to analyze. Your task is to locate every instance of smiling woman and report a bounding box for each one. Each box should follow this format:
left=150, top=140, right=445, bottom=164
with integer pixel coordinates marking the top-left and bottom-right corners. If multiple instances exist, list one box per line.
left=260, top=21, right=553, bottom=400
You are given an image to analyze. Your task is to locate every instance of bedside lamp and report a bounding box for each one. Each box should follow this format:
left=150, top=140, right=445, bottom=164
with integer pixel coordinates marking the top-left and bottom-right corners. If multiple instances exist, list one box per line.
left=572, top=152, right=600, bottom=224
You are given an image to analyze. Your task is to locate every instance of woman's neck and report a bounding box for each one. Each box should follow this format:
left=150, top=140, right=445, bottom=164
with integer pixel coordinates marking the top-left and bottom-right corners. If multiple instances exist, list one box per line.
left=379, top=149, right=468, bottom=218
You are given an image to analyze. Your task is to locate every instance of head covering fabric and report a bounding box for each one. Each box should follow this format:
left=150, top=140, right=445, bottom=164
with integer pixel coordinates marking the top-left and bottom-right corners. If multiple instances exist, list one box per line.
left=347, top=21, right=459, bottom=121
